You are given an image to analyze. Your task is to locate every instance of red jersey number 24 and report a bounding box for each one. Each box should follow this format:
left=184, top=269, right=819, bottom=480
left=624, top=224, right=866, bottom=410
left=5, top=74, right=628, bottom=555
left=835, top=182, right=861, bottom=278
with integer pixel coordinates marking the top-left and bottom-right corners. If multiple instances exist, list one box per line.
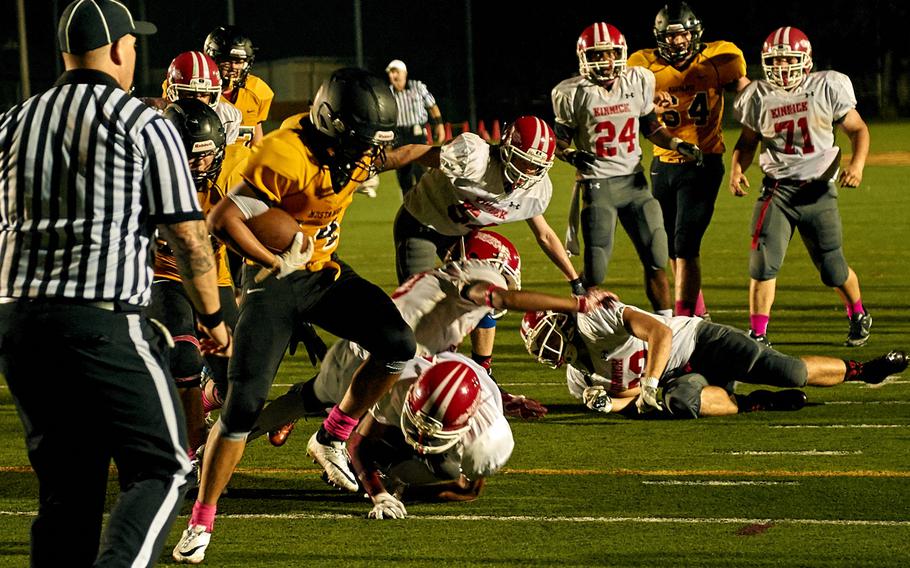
left=594, top=117, right=636, bottom=158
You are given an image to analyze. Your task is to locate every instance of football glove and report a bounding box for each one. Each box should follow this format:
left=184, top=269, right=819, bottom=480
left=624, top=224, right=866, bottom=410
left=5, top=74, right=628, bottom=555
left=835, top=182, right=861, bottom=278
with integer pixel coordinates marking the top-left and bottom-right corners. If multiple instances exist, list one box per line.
left=288, top=321, right=328, bottom=366
left=255, top=232, right=314, bottom=283
left=501, top=390, right=549, bottom=420
left=635, top=376, right=665, bottom=414
left=563, top=149, right=597, bottom=173
left=368, top=492, right=407, bottom=520
left=582, top=386, right=613, bottom=413
left=670, top=138, right=704, bottom=166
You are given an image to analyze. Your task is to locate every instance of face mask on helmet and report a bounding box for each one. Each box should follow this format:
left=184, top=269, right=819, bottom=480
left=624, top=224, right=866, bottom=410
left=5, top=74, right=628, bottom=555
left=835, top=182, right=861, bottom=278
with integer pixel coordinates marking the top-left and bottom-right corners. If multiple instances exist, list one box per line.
left=577, top=23, right=627, bottom=86
left=166, top=51, right=223, bottom=109
left=163, top=99, right=226, bottom=188
left=761, top=27, right=813, bottom=92
left=203, top=26, right=255, bottom=89
left=499, top=116, right=555, bottom=192
left=309, top=68, right=398, bottom=193
left=653, top=2, right=703, bottom=64
left=400, top=361, right=482, bottom=455
left=520, top=311, right=577, bottom=369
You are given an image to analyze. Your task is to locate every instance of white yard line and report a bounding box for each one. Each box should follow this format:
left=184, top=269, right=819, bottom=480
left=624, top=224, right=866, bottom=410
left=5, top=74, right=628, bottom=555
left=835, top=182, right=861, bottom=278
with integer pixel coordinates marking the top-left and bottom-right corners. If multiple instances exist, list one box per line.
left=724, top=450, right=862, bottom=456
left=641, top=480, right=799, bottom=486
left=769, top=424, right=906, bottom=429
left=2, top=510, right=905, bottom=526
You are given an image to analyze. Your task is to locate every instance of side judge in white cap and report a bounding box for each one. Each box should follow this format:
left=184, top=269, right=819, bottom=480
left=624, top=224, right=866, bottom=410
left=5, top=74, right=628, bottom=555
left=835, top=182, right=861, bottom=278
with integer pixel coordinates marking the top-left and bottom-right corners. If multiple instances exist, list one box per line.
left=385, top=59, right=446, bottom=193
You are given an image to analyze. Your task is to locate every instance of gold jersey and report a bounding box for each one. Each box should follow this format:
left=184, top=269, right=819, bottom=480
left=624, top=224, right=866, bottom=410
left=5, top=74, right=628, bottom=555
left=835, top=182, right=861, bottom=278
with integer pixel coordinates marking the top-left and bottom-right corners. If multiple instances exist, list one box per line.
left=154, top=144, right=252, bottom=287
left=628, top=40, right=746, bottom=160
left=241, top=125, right=369, bottom=272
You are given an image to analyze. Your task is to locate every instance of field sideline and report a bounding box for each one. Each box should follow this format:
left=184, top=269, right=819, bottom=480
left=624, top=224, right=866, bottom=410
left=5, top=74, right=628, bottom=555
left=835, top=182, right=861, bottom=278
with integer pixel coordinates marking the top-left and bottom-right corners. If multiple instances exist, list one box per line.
left=0, top=125, right=908, bottom=566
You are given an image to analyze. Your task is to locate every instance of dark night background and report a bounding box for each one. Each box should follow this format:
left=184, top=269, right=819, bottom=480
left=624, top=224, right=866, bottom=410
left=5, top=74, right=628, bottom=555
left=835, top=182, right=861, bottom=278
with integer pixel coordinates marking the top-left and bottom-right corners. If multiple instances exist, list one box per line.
left=3, top=1, right=909, bottom=124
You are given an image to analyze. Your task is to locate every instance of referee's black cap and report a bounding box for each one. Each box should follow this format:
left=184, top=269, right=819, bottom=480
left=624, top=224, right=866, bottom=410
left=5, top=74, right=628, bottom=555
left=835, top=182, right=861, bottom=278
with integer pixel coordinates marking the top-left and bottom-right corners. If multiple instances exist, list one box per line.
left=58, top=0, right=156, bottom=54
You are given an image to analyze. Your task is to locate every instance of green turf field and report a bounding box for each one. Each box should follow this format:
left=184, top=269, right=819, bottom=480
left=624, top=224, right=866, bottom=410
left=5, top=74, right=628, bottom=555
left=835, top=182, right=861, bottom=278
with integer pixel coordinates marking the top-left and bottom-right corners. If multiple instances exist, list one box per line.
left=1, top=125, right=908, bottom=566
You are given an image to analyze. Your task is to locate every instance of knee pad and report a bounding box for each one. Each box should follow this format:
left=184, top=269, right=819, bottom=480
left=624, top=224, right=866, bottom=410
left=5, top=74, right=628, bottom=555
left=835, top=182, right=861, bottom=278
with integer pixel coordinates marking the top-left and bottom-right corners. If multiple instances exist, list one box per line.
left=171, top=334, right=203, bottom=388
left=818, top=248, right=849, bottom=287
left=754, top=351, right=808, bottom=388
left=216, top=417, right=251, bottom=442
left=641, top=198, right=669, bottom=270
left=749, top=247, right=782, bottom=280
left=662, top=373, right=708, bottom=419
left=376, top=324, right=417, bottom=365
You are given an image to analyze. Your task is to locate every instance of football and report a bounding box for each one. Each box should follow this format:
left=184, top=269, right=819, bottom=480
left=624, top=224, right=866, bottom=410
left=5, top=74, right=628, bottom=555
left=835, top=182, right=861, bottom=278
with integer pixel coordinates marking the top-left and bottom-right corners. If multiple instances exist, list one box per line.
left=244, top=207, right=304, bottom=253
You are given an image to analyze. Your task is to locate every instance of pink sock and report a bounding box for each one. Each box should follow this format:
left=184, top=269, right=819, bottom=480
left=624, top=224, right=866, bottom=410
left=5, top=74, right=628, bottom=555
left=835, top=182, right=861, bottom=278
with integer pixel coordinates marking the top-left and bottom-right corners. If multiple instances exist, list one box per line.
left=846, top=299, right=864, bottom=317
left=750, top=314, right=770, bottom=336
left=695, top=291, right=707, bottom=316
left=190, top=501, right=217, bottom=532
left=323, top=405, right=359, bottom=441
left=675, top=300, right=694, bottom=317
left=201, top=385, right=223, bottom=414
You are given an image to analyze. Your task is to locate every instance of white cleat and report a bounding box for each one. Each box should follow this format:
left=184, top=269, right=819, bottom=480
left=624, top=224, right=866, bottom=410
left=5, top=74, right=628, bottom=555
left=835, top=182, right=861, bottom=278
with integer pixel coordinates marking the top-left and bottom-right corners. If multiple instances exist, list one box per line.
left=172, top=524, right=211, bottom=564
left=306, top=432, right=359, bottom=492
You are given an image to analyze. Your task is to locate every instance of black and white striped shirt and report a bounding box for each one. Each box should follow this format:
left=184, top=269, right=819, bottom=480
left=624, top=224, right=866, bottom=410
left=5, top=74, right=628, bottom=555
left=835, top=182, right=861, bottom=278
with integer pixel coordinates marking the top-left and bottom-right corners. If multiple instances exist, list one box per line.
left=0, top=69, right=201, bottom=306
left=389, top=79, right=437, bottom=128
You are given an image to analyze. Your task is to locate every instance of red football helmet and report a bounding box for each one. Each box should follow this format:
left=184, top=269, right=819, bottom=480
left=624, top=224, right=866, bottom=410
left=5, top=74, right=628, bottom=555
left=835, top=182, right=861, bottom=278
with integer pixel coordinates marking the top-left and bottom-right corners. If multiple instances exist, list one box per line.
left=520, top=311, right=577, bottom=369
left=499, top=116, right=556, bottom=192
left=166, top=51, right=223, bottom=108
left=761, top=27, right=813, bottom=91
left=577, top=22, right=627, bottom=85
left=461, top=230, right=522, bottom=291
left=401, top=360, right=482, bottom=455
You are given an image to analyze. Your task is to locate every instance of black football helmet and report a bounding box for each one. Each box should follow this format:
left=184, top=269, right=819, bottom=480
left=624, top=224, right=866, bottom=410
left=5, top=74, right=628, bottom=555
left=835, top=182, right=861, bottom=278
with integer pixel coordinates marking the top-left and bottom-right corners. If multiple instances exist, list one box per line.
left=309, top=68, right=397, bottom=193
left=163, top=98, right=226, bottom=188
left=654, top=2, right=704, bottom=64
left=203, top=25, right=255, bottom=89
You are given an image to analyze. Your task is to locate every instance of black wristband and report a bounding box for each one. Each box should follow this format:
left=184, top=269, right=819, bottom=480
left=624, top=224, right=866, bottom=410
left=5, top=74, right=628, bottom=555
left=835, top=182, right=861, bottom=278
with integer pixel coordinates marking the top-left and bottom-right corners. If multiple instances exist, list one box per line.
left=429, top=116, right=443, bottom=127
left=569, top=277, right=586, bottom=296
left=197, top=308, right=224, bottom=329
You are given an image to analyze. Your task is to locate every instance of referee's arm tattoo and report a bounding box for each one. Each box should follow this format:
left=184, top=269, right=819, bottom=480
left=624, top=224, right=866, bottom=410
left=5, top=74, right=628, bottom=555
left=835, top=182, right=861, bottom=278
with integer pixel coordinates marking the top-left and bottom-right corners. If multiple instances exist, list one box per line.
left=158, top=219, right=221, bottom=315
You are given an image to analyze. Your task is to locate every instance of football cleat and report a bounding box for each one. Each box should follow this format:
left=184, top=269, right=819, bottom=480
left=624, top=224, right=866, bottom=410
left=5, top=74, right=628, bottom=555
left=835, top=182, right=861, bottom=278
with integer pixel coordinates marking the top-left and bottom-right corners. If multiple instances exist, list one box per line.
left=742, top=389, right=807, bottom=412
left=306, top=432, right=359, bottom=492
left=749, top=330, right=772, bottom=348
left=854, top=351, right=908, bottom=384
left=172, top=524, right=211, bottom=564
left=268, top=421, right=296, bottom=447
left=845, top=311, right=872, bottom=347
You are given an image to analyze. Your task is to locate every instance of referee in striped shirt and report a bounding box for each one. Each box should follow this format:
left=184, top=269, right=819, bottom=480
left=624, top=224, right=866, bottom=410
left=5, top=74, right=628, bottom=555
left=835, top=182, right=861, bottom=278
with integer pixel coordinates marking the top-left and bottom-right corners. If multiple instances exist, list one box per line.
left=386, top=59, right=445, bottom=193
left=0, top=1, right=231, bottom=566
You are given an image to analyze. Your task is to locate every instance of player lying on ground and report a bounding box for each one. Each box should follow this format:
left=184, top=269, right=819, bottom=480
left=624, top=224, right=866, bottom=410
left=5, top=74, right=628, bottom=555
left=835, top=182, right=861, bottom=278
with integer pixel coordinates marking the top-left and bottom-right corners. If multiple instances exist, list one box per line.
left=521, top=302, right=907, bottom=418
left=348, top=354, right=511, bottom=518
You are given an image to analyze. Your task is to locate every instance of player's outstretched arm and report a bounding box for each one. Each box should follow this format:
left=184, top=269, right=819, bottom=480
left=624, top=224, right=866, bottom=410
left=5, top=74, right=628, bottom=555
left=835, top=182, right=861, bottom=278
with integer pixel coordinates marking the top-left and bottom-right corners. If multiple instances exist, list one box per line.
left=349, top=417, right=408, bottom=520
left=730, top=126, right=761, bottom=196
left=464, top=283, right=616, bottom=315
left=526, top=215, right=579, bottom=283
left=382, top=145, right=441, bottom=171
left=837, top=109, right=870, bottom=188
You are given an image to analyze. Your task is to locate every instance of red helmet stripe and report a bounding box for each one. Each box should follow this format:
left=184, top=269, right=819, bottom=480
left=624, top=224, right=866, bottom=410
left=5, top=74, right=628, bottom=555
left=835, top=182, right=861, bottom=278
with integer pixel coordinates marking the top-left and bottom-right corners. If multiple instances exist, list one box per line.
left=421, top=364, right=468, bottom=415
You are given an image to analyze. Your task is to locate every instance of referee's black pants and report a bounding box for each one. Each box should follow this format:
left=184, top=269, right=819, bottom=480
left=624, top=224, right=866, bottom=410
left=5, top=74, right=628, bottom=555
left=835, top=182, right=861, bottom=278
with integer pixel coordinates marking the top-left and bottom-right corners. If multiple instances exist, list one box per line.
left=0, top=300, right=191, bottom=568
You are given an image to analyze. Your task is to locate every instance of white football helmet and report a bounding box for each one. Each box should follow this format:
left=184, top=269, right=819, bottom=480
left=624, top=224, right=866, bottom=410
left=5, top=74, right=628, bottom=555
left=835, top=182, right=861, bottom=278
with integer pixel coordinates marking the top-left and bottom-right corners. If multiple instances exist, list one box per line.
left=520, top=310, right=577, bottom=369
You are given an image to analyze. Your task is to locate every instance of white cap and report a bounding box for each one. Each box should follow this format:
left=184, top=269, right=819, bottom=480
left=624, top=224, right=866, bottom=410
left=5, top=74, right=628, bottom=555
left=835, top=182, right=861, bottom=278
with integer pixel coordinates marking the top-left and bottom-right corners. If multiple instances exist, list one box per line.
left=385, top=59, right=407, bottom=73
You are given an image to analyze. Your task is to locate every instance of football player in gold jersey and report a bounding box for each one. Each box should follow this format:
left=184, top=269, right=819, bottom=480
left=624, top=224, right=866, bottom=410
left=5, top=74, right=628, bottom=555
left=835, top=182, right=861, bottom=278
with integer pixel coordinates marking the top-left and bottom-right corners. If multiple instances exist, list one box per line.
left=203, top=25, right=274, bottom=147
left=172, top=69, right=416, bottom=564
left=628, top=2, right=748, bottom=318
left=147, top=99, right=248, bottom=472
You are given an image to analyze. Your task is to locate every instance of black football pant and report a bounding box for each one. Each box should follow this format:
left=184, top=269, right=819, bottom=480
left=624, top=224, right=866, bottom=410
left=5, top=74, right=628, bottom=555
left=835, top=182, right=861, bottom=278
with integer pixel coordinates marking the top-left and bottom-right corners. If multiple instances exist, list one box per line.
left=393, top=128, right=429, bottom=194
left=0, top=300, right=191, bottom=568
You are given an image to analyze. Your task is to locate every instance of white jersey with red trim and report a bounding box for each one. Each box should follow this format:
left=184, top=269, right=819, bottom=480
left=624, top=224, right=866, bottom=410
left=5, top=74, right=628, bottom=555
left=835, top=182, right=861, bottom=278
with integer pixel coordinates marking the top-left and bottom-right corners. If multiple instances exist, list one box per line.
left=393, top=259, right=506, bottom=356
left=551, top=67, right=656, bottom=179
left=733, top=71, right=856, bottom=181
left=402, top=133, right=553, bottom=236
left=312, top=259, right=506, bottom=404
left=566, top=302, right=701, bottom=398
left=214, top=100, right=242, bottom=145
left=371, top=352, right=513, bottom=478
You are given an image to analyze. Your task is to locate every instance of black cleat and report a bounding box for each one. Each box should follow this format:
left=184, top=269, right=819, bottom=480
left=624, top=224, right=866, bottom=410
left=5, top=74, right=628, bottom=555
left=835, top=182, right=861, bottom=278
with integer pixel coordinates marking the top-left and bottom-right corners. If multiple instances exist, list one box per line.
left=855, top=351, right=908, bottom=384
left=749, top=330, right=772, bottom=348
left=845, top=311, right=872, bottom=347
left=742, top=389, right=808, bottom=412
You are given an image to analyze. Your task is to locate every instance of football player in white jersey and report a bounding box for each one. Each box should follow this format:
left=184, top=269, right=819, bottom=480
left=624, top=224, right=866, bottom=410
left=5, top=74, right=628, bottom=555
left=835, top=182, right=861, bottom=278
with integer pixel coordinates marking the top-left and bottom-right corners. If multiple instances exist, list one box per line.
left=521, top=303, right=906, bottom=419
left=729, top=27, right=872, bottom=347
left=164, top=51, right=243, bottom=146
left=385, top=115, right=589, bottom=378
left=551, top=22, right=703, bottom=317
left=351, top=355, right=512, bottom=518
